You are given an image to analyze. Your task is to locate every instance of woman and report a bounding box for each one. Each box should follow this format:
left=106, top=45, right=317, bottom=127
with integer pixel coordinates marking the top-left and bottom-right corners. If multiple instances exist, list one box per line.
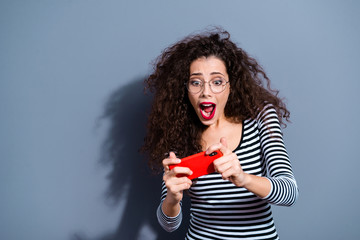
left=143, top=28, right=298, bottom=240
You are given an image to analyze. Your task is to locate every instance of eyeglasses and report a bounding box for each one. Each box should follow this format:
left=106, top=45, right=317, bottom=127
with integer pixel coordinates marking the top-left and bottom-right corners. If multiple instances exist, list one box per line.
left=185, top=79, right=229, bottom=94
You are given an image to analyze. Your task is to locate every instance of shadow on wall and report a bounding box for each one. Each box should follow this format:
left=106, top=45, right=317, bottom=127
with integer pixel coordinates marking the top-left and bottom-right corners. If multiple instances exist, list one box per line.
left=71, top=79, right=190, bottom=240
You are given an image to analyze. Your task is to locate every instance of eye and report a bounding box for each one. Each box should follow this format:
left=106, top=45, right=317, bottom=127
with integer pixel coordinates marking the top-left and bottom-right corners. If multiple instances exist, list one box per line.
left=211, top=79, right=224, bottom=86
left=189, top=79, right=202, bottom=87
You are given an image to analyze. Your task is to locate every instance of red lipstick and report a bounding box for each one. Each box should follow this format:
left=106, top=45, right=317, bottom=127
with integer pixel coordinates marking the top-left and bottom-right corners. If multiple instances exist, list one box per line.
left=199, top=102, right=216, bottom=120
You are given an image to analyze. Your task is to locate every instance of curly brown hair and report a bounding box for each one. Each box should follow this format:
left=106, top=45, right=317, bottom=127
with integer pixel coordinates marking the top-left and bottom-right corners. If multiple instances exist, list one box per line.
left=142, top=28, right=290, bottom=172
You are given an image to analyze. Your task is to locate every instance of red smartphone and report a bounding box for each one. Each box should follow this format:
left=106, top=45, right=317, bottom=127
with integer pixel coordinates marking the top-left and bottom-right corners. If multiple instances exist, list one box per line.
left=169, top=150, right=223, bottom=179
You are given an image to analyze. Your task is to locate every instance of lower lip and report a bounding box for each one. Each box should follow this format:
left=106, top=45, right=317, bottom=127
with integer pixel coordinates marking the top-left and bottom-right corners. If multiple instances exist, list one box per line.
left=200, top=105, right=216, bottom=120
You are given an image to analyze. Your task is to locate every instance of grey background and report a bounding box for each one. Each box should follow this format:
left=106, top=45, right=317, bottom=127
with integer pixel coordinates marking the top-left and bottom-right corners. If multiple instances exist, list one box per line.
left=1, top=0, right=359, bottom=239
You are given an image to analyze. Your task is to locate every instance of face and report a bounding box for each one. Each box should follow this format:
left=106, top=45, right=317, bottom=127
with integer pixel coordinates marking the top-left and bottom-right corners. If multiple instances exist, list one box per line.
left=188, top=56, right=230, bottom=126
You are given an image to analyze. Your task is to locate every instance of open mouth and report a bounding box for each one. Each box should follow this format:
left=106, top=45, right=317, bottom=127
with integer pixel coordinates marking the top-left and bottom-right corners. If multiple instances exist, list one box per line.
left=199, top=102, right=216, bottom=120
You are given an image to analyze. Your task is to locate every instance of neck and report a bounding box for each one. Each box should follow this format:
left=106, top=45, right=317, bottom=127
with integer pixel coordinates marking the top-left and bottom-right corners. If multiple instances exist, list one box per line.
left=206, top=115, right=231, bottom=130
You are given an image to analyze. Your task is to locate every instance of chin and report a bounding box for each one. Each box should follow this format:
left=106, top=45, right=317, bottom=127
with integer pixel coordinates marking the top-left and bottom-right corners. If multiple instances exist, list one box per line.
left=197, top=113, right=218, bottom=126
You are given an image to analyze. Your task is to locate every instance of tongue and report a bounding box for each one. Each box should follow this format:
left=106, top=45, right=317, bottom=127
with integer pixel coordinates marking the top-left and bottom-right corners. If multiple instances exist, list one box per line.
left=203, top=106, right=214, bottom=113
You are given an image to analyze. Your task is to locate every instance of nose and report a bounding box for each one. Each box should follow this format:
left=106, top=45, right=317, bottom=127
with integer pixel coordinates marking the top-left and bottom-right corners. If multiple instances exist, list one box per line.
left=200, top=81, right=212, bottom=96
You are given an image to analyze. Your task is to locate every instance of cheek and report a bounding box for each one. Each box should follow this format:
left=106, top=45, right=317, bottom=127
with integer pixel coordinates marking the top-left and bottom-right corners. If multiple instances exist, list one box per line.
left=219, top=91, right=230, bottom=108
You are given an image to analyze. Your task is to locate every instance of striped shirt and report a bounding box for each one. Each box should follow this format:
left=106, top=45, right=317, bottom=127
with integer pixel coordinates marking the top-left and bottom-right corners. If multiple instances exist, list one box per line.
left=157, top=105, right=299, bottom=239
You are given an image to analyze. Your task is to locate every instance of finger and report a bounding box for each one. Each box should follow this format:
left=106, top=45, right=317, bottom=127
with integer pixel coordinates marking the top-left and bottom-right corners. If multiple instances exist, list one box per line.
left=217, top=162, right=243, bottom=182
left=162, top=154, right=181, bottom=170
left=163, top=157, right=181, bottom=167
left=205, top=142, right=223, bottom=155
left=163, top=166, right=193, bottom=182
left=213, top=158, right=233, bottom=173
left=213, top=152, right=237, bottom=166
left=173, top=176, right=193, bottom=186
left=172, top=166, right=193, bottom=177
left=169, top=151, right=177, bottom=159
left=164, top=175, right=192, bottom=189
left=213, top=153, right=241, bottom=176
left=205, top=137, right=232, bottom=155
left=221, top=164, right=238, bottom=179
left=167, top=181, right=192, bottom=194
left=218, top=137, right=232, bottom=155
left=220, top=137, right=228, bottom=148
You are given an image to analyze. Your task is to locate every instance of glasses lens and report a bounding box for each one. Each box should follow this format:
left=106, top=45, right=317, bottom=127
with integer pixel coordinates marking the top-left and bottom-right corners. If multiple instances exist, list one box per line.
left=186, top=80, right=228, bottom=93
left=210, top=79, right=226, bottom=93
left=187, top=80, right=202, bottom=93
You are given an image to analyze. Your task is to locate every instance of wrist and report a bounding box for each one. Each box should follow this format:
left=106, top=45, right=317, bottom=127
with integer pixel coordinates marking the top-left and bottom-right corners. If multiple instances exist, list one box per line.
left=164, top=195, right=180, bottom=206
left=162, top=196, right=181, bottom=217
left=241, top=173, right=252, bottom=188
left=241, top=174, right=272, bottom=198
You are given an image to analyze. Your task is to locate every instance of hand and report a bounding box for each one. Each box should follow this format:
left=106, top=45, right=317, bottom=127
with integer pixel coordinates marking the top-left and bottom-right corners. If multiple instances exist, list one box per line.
left=206, top=137, right=249, bottom=187
left=162, top=152, right=193, bottom=205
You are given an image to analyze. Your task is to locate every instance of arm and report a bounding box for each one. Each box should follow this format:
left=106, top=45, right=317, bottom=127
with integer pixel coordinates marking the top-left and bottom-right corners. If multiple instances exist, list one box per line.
left=256, top=104, right=299, bottom=206
left=207, top=138, right=272, bottom=198
left=156, top=182, right=183, bottom=232
left=156, top=152, right=192, bottom=232
left=208, top=105, right=298, bottom=206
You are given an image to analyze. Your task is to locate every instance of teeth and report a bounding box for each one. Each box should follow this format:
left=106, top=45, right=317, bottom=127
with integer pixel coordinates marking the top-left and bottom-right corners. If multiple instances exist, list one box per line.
left=201, top=103, right=213, bottom=107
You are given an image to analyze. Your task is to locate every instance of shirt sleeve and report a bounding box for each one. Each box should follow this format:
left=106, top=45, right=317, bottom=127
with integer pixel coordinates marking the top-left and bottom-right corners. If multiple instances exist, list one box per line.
left=156, top=179, right=183, bottom=232
left=256, top=104, right=299, bottom=206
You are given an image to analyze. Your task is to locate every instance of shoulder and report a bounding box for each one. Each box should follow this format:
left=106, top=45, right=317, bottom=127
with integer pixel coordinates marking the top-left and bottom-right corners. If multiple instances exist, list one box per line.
left=254, top=103, right=281, bottom=130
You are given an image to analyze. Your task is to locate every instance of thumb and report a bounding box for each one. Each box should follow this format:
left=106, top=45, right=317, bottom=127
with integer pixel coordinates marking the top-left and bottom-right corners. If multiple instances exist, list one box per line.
left=169, top=151, right=177, bottom=159
left=220, top=137, right=228, bottom=148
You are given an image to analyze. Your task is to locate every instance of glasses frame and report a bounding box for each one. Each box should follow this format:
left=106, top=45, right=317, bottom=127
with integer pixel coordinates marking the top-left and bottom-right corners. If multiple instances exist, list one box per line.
left=185, top=80, right=230, bottom=94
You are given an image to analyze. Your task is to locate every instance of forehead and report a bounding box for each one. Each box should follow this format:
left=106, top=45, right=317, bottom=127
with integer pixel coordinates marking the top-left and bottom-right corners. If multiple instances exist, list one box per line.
left=189, top=56, right=227, bottom=74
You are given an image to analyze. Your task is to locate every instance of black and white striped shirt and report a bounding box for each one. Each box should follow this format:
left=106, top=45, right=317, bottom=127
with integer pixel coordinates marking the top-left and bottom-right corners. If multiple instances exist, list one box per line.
left=157, top=105, right=299, bottom=239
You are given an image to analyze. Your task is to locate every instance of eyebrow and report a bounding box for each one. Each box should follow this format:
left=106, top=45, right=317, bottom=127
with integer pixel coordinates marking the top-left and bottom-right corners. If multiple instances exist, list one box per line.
left=190, top=72, right=225, bottom=77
